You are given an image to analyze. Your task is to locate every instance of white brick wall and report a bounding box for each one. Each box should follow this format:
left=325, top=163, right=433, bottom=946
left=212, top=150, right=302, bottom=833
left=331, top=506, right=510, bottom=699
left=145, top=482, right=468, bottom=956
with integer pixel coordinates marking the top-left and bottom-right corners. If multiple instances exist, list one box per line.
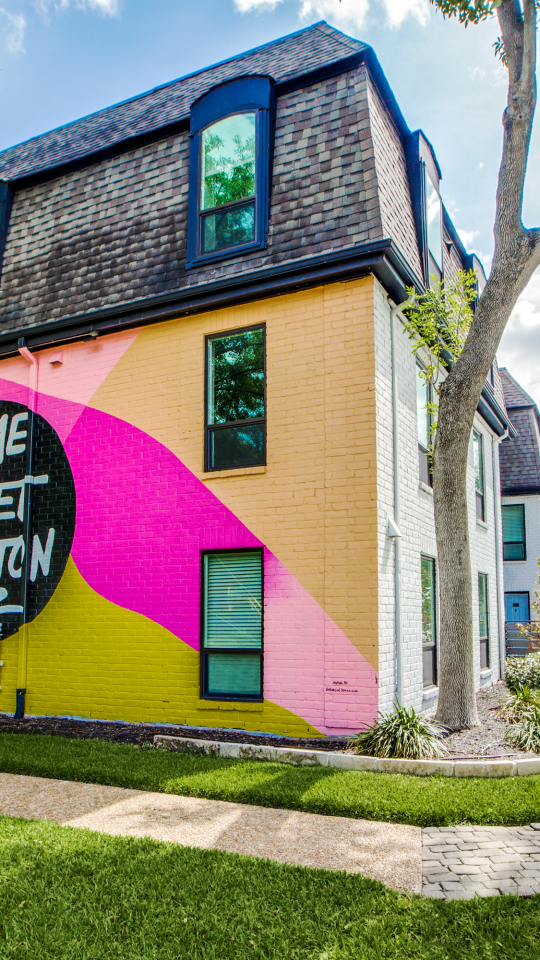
left=374, top=281, right=504, bottom=712
left=502, top=494, right=540, bottom=615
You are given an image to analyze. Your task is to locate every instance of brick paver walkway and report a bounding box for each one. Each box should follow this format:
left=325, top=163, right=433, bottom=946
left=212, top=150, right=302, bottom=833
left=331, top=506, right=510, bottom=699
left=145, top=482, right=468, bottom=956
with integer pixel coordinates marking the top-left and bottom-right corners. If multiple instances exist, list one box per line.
left=423, top=823, right=540, bottom=898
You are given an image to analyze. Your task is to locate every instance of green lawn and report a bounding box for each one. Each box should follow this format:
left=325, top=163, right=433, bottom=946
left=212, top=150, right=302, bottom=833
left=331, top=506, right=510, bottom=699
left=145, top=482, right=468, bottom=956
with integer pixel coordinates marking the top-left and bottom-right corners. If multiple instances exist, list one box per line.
left=1, top=732, right=540, bottom=827
left=0, top=814, right=538, bottom=960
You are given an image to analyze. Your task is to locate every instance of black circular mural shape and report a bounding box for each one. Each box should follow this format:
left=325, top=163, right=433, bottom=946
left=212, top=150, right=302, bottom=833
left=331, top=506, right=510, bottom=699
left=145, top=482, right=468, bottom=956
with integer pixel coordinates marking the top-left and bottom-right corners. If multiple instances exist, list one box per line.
left=0, top=400, right=76, bottom=641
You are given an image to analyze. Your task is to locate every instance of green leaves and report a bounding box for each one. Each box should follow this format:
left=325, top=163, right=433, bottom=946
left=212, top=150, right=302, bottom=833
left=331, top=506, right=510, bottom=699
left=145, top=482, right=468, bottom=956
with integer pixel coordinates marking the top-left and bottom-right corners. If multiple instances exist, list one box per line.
left=430, top=0, right=502, bottom=25
left=349, top=703, right=448, bottom=760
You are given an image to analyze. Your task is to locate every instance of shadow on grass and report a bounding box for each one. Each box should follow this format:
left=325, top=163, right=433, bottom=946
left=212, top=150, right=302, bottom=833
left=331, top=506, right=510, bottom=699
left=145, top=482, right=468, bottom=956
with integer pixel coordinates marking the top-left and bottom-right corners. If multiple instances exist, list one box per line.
left=1, top=732, right=540, bottom=827
left=0, top=816, right=539, bottom=960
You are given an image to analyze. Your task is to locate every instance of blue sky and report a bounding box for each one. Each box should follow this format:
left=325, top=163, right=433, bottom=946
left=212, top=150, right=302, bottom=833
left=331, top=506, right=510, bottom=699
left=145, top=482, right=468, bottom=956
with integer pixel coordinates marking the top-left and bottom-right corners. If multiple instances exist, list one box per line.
left=1, top=0, right=539, bottom=402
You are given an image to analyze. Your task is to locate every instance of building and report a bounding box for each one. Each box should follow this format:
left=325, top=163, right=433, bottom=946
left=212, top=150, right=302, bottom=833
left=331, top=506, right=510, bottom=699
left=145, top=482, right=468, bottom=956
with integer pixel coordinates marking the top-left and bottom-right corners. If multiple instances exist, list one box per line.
left=0, top=22, right=510, bottom=735
left=499, top=368, right=540, bottom=650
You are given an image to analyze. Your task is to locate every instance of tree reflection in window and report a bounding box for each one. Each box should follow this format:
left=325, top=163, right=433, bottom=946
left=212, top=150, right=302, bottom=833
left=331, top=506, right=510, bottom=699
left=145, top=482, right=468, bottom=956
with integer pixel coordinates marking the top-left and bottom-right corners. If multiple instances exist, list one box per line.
left=207, top=327, right=265, bottom=470
left=201, top=114, right=256, bottom=209
left=200, top=113, right=256, bottom=253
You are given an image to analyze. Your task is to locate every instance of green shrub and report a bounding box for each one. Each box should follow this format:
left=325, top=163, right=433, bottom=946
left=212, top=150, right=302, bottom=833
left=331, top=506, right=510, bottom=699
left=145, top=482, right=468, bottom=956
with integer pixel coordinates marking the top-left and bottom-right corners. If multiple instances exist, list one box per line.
left=504, top=706, right=540, bottom=754
left=349, top=703, right=448, bottom=760
left=499, top=686, right=540, bottom=720
left=505, top=652, right=540, bottom=691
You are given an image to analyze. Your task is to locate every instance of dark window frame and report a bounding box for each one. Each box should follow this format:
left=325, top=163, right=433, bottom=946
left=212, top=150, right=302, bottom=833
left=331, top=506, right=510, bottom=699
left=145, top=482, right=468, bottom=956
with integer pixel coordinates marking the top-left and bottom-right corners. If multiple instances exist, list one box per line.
left=204, top=322, right=266, bottom=472
left=187, top=75, right=275, bottom=269
left=200, top=546, right=264, bottom=702
left=502, top=503, right=526, bottom=561
left=473, top=429, right=485, bottom=522
left=421, top=554, right=438, bottom=689
left=417, top=362, right=432, bottom=487
left=478, top=572, right=490, bottom=670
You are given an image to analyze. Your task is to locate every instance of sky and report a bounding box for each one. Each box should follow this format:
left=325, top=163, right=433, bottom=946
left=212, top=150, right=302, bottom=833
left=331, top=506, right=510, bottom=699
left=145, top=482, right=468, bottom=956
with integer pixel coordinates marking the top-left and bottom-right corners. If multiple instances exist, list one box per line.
left=1, top=0, right=539, bottom=403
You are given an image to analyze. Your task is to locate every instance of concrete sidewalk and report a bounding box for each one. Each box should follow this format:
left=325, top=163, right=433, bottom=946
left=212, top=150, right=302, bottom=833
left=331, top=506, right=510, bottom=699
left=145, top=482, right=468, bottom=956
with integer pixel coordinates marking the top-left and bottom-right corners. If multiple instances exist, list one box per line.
left=0, top=773, right=421, bottom=893
left=1, top=773, right=539, bottom=899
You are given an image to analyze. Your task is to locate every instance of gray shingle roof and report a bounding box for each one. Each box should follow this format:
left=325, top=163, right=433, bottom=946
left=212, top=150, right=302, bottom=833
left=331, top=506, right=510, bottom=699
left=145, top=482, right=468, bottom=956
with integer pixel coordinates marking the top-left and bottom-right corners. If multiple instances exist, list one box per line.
left=499, top=368, right=540, bottom=493
left=500, top=367, right=536, bottom=409
left=0, top=22, right=366, bottom=183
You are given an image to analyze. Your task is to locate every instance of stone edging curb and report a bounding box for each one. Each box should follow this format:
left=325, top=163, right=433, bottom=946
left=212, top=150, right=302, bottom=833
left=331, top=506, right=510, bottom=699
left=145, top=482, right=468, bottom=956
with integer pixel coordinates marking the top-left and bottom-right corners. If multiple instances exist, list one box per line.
left=154, top=735, right=540, bottom=777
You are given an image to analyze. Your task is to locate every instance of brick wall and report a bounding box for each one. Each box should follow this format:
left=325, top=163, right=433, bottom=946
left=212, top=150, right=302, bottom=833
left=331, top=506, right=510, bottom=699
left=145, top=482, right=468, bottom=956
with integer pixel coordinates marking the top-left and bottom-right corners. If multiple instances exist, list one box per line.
left=0, top=277, right=380, bottom=735
left=373, top=280, right=503, bottom=711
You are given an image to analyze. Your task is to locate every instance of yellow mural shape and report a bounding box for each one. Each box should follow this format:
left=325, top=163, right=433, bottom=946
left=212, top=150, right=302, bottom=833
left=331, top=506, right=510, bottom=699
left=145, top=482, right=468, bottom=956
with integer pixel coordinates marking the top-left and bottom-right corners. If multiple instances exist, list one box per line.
left=0, top=557, right=320, bottom=736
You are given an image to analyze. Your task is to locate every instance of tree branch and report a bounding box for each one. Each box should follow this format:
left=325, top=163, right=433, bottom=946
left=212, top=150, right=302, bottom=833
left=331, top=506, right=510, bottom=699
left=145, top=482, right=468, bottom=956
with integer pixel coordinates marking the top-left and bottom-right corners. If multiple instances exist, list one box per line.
left=498, top=0, right=525, bottom=84
left=520, top=0, right=538, bottom=97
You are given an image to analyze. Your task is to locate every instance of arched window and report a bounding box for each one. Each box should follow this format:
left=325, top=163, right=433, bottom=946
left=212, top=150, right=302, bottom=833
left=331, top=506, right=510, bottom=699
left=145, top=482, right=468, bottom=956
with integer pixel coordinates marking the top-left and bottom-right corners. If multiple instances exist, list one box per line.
left=187, top=76, right=275, bottom=267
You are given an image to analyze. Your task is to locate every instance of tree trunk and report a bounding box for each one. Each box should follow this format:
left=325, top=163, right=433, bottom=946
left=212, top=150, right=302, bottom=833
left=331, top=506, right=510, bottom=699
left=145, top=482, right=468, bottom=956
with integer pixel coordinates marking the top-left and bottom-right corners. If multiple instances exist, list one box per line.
left=434, top=0, right=540, bottom=730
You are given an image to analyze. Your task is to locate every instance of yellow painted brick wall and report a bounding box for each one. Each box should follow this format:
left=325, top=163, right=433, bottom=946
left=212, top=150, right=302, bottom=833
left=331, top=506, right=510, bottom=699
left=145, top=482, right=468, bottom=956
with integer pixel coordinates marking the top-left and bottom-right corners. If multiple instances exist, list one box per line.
left=90, top=277, right=379, bottom=668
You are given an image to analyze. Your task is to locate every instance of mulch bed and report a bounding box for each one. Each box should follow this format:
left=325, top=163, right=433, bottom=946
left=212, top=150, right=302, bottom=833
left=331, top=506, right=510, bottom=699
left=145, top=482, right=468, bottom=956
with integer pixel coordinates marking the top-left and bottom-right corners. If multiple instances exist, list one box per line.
left=0, top=714, right=348, bottom=752
left=0, top=682, right=533, bottom=758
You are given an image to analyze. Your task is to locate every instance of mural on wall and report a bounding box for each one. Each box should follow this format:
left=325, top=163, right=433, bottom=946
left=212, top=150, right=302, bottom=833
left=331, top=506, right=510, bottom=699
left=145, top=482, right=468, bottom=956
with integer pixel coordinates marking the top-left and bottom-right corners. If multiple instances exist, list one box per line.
left=0, top=399, right=75, bottom=640
left=0, top=331, right=378, bottom=735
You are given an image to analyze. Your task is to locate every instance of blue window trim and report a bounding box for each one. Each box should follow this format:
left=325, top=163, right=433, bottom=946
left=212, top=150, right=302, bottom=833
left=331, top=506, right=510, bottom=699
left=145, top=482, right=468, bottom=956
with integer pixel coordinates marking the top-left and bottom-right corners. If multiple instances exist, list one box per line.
left=186, top=75, right=275, bottom=269
left=405, top=130, right=443, bottom=286
left=0, top=180, right=13, bottom=281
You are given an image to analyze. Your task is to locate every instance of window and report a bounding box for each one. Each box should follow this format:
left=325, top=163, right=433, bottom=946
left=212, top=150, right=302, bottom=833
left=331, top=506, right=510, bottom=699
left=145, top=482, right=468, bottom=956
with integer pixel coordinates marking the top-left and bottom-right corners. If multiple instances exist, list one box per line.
left=478, top=573, right=489, bottom=670
left=187, top=76, right=275, bottom=267
left=200, top=113, right=256, bottom=254
left=421, top=556, right=437, bottom=688
left=417, top=364, right=431, bottom=486
left=425, top=169, right=443, bottom=273
left=502, top=504, right=526, bottom=560
left=201, top=550, right=263, bottom=700
left=205, top=325, right=265, bottom=471
left=473, top=429, right=485, bottom=521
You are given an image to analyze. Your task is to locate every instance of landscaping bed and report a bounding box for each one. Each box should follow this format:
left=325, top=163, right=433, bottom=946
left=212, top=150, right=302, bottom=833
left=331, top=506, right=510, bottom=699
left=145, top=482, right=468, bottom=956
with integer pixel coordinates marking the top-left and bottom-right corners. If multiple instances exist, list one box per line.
left=0, top=681, right=534, bottom=760
left=0, top=714, right=346, bottom=752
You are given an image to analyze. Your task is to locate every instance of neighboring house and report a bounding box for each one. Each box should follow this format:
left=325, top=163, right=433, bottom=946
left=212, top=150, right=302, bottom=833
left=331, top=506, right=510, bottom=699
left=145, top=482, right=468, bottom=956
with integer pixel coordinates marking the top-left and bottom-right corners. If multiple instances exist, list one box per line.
left=499, top=368, right=540, bottom=651
left=0, top=22, right=511, bottom=735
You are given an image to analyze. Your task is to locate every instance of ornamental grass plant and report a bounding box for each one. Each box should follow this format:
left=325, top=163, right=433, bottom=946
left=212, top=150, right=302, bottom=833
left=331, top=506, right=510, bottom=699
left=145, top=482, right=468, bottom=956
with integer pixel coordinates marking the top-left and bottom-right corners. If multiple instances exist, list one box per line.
left=348, top=703, right=448, bottom=761
left=504, top=707, right=540, bottom=754
left=499, top=686, right=540, bottom=721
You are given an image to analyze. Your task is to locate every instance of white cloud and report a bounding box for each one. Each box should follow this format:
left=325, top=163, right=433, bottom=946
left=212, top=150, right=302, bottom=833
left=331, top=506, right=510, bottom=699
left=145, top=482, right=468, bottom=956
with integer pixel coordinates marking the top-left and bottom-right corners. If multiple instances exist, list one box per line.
left=456, top=228, right=479, bottom=249
left=498, top=269, right=540, bottom=407
left=234, top=0, right=281, bottom=9
left=0, top=8, right=26, bottom=52
left=382, top=0, right=429, bottom=28
left=233, top=0, right=429, bottom=29
left=36, top=0, right=121, bottom=16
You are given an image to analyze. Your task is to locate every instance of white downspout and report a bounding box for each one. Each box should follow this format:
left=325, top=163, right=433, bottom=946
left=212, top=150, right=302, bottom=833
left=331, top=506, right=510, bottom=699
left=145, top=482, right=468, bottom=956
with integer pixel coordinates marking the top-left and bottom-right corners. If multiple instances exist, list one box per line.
left=492, top=434, right=506, bottom=679
left=388, top=299, right=407, bottom=706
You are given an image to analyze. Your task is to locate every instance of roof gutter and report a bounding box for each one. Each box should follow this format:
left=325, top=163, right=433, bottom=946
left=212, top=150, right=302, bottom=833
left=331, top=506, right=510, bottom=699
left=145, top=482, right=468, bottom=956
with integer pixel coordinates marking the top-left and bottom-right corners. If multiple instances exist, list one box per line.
left=0, top=239, right=423, bottom=358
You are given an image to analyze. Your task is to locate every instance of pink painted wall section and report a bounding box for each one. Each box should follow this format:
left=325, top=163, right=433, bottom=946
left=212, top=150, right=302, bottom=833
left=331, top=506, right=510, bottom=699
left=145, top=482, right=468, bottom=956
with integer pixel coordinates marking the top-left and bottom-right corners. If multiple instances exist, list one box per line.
left=0, top=329, right=140, bottom=408
left=263, top=551, right=378, bottom=732
left=0, top=376, right=378, bottom=733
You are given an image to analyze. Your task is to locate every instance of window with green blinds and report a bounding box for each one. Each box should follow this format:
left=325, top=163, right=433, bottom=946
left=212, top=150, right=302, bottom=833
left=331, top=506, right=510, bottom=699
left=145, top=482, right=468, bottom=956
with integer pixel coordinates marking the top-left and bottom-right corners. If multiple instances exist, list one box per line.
left=502, top=504, right=526, bottom=560
left=202, top=550, right=263, bottom=699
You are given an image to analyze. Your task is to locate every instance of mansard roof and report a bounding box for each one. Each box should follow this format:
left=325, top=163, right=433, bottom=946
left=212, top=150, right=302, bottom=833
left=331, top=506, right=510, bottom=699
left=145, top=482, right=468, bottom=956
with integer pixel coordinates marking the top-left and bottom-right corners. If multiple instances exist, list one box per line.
left=0, top=22, right=367, bottom=183
left=500, top=368, right=540, bottom=495
left=0, top=19, right=487, bottom=380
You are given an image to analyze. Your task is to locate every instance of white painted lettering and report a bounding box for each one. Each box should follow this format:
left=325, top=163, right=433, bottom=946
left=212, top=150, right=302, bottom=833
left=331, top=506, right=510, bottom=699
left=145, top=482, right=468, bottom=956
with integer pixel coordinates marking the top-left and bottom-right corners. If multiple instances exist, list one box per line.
left=0, top=587, right=23, bottom=615
left=7, top=538, right=24, bottom=579
left=0, top=415, right=8, bottom=466
left=5, top=413, right=28, bottom=457
left=0, top=475, right=49, bottom=522
left=30, top=529, right=55, bottom=581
